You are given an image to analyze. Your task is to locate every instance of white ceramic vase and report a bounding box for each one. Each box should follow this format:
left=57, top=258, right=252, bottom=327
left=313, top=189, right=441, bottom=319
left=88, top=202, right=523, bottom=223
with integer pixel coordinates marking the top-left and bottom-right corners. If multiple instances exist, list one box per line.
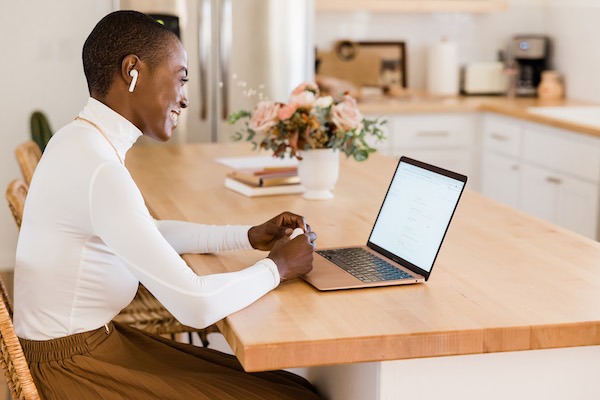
left=297, top=148, right=340, bottom=200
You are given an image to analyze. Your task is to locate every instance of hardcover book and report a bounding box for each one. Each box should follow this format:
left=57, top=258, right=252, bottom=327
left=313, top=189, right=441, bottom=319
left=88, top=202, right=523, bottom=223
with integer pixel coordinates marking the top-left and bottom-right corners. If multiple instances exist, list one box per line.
left=224, top=177, right=304, bottom=197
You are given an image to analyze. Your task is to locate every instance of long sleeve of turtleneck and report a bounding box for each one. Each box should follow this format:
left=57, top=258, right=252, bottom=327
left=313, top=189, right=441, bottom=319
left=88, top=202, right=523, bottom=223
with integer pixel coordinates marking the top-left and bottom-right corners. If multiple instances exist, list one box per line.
left=90, top=162, right=281, bottom=329
left=154, top=219, right=254, bottom=255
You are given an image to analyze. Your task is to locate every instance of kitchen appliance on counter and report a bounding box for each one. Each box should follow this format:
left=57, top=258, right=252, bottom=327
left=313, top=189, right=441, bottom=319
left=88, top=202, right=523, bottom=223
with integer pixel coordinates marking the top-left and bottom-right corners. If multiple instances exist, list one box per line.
left=118, top=0, right=315, bottom=143
left=510, top=35, right=550, bottom=97
left=460, top=61, right=507, bottom=95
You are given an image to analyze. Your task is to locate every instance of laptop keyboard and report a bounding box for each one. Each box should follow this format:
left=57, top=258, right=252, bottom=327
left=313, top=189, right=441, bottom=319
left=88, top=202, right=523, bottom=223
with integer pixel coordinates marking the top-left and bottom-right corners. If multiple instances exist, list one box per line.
left=317, top=247, right=414, bottom=283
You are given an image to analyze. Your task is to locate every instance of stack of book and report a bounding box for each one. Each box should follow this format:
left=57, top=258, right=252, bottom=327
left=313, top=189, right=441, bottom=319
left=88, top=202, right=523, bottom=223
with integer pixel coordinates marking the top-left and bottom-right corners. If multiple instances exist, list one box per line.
left=224, top=166, right=305, bottom=197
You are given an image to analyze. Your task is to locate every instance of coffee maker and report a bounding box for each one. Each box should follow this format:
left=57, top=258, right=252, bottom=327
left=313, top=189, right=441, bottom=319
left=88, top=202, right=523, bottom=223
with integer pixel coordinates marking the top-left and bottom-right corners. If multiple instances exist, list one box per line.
left=510, top=35, right=550, bottom=97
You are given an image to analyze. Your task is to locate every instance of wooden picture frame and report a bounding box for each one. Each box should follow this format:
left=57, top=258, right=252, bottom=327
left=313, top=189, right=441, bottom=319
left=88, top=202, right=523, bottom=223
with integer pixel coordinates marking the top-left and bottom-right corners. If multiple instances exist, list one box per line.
left=316, top=40, right=407, bottom=92
left=356, top=41, right=407, bottom=90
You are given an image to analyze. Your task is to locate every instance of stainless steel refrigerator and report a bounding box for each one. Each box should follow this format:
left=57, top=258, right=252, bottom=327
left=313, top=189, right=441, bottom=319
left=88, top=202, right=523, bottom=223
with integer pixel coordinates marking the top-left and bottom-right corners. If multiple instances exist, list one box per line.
left=118, top=0, right=315, bottom=143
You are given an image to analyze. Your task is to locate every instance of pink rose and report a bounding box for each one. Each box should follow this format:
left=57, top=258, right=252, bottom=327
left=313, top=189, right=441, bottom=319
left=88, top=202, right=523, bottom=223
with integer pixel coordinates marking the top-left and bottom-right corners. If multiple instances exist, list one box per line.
left=249, top=101, right=280, bottom=134
left=278, top=102, right=300, bottom=120
left=331, top=95, right=363, bottom=131
left=291, top=82, right=319, bottom=95
left=289, top=82, right=320, bottom=107
left=289, top=91, right=316, bottom=107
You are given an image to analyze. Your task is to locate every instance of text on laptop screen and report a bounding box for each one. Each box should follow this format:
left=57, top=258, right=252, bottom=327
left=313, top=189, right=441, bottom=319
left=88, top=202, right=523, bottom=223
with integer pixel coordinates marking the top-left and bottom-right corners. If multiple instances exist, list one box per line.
left=369, top=161, right=465, bottom=272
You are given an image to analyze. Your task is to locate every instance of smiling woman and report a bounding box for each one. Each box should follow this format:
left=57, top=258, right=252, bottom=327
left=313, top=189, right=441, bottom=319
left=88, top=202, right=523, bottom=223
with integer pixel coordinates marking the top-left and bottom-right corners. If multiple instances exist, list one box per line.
left=13, top=10, right=320, bottom=400
left=81, top=10, right=189, bottom=141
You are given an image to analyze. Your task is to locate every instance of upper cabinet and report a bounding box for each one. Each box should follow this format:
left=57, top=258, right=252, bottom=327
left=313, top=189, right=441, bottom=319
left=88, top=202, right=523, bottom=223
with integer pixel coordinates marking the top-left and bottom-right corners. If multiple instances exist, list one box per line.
left=315, top=0, right=508, bottom=13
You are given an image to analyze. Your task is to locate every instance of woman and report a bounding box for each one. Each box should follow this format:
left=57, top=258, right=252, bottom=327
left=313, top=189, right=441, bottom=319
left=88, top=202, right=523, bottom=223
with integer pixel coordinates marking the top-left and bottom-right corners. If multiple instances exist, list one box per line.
left=14, top=10, right=320, bottom=400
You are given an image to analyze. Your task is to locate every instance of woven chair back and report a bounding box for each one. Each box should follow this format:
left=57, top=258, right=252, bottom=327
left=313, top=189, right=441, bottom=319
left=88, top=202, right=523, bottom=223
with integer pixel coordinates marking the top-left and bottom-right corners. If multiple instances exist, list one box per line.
left=6, top=180, right=28, bottom=229
left=14, top=141, right=41, bottom=186
left=0, top=274, right=41, bottom=399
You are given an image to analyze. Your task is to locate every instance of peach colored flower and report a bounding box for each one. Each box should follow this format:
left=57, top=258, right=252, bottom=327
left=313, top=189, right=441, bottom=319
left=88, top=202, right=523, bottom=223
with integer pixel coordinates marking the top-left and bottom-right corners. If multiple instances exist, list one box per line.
left=278, top=102, right=300, bottom=120
left=289, top=91, right=316, bottom=107
left=331, top=95, right=363, bottom=131
left=249, top=101, right=280, bottom=134
left=289, top=82, right=320, bottom=107
left=291, top=82, right=319, bottom=95
left=314, top=95, right=334, bottom=109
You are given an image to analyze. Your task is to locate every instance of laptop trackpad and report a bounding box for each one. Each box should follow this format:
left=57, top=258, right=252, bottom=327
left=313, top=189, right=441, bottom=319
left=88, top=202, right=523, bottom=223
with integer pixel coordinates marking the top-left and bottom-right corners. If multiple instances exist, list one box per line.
left=301, top=253, right=363, bottom=290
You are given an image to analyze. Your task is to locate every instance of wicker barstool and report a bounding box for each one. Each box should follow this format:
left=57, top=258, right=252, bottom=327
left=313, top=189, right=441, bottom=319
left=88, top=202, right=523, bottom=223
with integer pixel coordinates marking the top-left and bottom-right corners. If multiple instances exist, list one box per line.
left=5, top=180, right=27, bottom=229
left=14, top=141, right=42, bottom=186
left=114, top=285, right=219, bottom=345
left=0, top=271, right=41, bottom=400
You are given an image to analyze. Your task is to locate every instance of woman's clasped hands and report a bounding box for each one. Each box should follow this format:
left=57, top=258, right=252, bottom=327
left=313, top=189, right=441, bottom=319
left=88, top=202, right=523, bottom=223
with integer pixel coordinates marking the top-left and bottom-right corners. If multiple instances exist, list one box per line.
left=248, top=212, right=317, bottom=282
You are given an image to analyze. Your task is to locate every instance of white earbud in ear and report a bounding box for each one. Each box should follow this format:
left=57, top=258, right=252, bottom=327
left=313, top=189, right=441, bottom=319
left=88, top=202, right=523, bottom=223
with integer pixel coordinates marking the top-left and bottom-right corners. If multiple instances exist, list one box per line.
left=128, top=69, right=139, bottom=93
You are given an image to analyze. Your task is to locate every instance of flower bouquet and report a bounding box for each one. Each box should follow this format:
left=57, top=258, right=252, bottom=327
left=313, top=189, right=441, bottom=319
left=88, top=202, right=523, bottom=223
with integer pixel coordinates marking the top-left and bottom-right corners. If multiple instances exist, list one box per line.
left=228, top=82, right=386, bottom=161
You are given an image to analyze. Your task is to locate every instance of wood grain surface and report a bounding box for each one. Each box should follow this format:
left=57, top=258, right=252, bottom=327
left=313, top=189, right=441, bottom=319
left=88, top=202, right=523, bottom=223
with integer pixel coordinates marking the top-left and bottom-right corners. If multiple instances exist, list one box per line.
left=127, top=142, right=600, bottom=372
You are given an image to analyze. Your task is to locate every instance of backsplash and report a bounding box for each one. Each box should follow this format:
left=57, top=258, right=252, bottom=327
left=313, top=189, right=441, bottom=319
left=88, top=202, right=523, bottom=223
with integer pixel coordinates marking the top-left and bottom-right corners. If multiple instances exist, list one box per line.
left=316, top=0, right=600, bottom=103
left=544, top=2, right=600, bottom=103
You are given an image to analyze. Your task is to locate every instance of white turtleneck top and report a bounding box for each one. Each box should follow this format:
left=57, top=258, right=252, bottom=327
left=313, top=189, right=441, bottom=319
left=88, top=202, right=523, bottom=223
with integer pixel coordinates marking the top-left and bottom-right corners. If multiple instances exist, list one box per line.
left=14, top=98, right=280, bottom=340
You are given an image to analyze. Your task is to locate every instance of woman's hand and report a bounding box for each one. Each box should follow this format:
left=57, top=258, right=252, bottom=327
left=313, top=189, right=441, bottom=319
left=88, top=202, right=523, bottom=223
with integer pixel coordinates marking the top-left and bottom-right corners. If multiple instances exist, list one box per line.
left=248, top=211, right=310, bottom=251
left=267, top=230, right=317, bottom=282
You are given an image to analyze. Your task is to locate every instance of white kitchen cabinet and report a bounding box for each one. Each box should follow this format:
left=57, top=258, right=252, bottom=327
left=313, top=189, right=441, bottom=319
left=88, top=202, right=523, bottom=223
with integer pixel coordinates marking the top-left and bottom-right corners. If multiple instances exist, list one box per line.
left=481, top=152, right=521, bottom=209
left=481, top=114, right=600, bottom=239
left=383, top=113, right=480, bottom=189
left=520, top=164, right=599, bottom=239
left=481, top=113, right=523, bottom=208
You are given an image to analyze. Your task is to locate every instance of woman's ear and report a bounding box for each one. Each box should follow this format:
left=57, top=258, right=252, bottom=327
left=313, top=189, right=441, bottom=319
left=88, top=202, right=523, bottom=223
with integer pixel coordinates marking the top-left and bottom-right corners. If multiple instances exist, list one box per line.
left=120, top=54, right=142, bottom=93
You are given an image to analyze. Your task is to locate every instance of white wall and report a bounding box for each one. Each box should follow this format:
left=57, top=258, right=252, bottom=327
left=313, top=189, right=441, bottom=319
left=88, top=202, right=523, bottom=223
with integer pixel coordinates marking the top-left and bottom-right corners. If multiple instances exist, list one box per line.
left=0, top=0, right=112, bottom=270
left=543, top=0, right=600, bottom=103
left=315, top=0, right=600, bottom=103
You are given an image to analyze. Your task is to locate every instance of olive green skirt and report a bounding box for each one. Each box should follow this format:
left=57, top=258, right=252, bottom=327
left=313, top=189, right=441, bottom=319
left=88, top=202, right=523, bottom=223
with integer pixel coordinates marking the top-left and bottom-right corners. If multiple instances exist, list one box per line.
left=20, top=322, right=320, bottom=400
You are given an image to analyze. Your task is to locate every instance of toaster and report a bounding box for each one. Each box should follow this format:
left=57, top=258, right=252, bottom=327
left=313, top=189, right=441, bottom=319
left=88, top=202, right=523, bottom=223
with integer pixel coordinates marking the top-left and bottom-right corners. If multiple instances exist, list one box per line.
left=460, top=62, right=507, bottom=95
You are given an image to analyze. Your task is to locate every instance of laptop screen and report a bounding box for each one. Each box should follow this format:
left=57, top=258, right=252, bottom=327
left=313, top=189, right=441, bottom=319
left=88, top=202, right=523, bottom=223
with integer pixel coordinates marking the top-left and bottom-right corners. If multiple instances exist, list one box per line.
left=368, top=157, right=467, bottom=279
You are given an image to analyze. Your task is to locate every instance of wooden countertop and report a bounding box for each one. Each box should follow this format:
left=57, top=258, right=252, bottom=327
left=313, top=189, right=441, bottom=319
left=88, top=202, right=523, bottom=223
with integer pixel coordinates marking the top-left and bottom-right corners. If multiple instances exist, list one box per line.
left=127, top=143, right=600, bottom=372
left=358, top=93, right=600, bottom=137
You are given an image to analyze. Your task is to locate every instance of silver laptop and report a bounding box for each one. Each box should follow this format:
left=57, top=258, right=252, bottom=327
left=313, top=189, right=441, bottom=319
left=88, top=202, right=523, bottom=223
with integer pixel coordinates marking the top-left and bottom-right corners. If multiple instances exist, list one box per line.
left=302, top=156, right=467, bottom=291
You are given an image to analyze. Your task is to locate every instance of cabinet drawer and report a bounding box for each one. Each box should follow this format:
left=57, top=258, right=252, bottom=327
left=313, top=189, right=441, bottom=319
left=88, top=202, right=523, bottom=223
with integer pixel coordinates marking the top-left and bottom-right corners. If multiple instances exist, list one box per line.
left=482, top=114, right=522, bottom=157
left=520, top=164, right=599, bottom=239
left=390, top=114, right=476, bottom=150
left=522, top=124, right=600, bottom=183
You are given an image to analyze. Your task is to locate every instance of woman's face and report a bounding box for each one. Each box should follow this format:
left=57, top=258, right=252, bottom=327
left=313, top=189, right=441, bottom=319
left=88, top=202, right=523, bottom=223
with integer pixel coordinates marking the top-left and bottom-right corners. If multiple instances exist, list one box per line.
left=134, top=37, right=189, bottom=141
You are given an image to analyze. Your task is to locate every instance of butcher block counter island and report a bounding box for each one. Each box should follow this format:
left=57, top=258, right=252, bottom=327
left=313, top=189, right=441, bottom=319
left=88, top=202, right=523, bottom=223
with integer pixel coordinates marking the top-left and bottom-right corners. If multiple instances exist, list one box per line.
left=126, top=143, right=600, bottom=399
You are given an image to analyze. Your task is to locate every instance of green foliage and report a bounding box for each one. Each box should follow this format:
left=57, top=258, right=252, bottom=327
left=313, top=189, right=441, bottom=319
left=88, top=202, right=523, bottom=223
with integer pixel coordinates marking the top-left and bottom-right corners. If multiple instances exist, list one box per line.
left=229, top=106, right=387, bottom=161
left=30, top=111, right=53, bottom=152
left=227, top=82, right=387, bottom=161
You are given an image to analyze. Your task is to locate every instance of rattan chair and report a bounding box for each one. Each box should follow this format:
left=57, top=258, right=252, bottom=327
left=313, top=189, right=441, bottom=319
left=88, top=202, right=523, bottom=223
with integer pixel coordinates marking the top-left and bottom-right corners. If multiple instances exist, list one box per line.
left=14, top=141, right=42, bottom=186
left=5, top=178, right=218, bottom=347
left=6, top=179, right=28, bottom=229
left=0, top=270, right=41, bottom=399
left=114, top=285, right=218, bottom=345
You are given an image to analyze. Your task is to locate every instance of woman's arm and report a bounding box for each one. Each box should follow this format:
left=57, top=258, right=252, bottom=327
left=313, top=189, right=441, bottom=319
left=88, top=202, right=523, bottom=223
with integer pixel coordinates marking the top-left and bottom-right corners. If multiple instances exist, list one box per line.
left=89, top=162, right=280, bottom=329
left=153, top=219, right=253, bottom=254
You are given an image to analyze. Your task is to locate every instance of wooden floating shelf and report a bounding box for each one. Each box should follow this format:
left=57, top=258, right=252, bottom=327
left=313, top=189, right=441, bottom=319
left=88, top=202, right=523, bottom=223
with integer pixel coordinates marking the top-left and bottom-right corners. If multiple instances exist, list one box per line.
left=315, top=0, right=508, bottom=13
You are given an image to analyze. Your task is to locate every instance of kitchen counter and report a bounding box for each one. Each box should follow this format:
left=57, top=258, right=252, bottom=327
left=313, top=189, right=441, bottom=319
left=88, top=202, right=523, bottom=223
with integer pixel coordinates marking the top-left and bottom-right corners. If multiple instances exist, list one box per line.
left=358, top=93, right=600, bottom=137
left=127, top=143, right=600, bottom=399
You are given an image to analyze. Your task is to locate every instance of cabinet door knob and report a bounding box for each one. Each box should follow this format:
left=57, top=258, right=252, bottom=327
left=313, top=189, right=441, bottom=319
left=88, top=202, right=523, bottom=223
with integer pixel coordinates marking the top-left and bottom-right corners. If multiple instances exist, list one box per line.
left=546, top=176, right=562, bottom=185
left=490, top=132, right=509, bottom=142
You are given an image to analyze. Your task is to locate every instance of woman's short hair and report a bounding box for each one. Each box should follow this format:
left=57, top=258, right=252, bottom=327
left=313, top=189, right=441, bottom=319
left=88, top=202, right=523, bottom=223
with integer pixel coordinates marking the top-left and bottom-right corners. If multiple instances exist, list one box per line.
left=82, top=10, right=177, bottom=98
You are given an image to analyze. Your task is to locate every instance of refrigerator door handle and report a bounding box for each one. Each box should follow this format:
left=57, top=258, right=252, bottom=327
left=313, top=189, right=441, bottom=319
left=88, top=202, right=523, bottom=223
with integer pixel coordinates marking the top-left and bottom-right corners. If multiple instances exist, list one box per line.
left=198, top=0, right=211, bottom=121
left=219, top=0, right=232, bottom=121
